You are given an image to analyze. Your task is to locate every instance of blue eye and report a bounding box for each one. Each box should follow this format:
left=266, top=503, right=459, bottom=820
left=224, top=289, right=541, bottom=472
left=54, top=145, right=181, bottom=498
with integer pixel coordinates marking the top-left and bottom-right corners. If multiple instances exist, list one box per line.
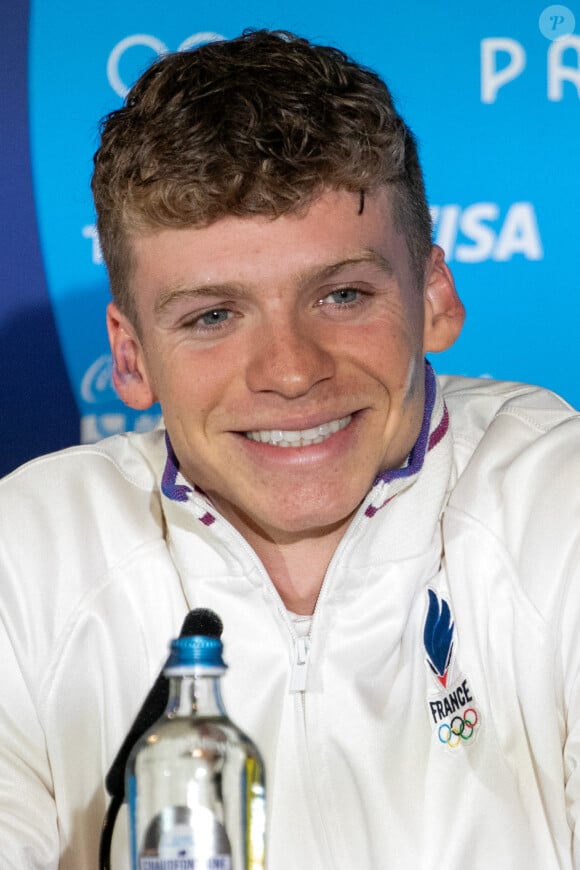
left=199, top=309, right=231, bottom=326
left=331, top=288, right=359, bottom=303
left=322, top=288, right=361, bottom=305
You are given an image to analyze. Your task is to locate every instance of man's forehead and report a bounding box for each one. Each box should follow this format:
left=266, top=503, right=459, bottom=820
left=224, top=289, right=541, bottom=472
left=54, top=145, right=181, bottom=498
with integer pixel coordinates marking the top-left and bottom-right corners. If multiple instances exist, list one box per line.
left=129, top=186, right=395, bottom=245
left=127, top=187, right=402, bottom=292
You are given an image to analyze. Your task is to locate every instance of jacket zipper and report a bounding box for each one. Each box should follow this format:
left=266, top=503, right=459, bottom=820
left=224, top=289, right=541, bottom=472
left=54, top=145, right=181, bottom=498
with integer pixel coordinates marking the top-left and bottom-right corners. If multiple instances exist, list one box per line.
left=188, top=492, right=376, bottom=867
left=289, top=635, right=310, bottom=693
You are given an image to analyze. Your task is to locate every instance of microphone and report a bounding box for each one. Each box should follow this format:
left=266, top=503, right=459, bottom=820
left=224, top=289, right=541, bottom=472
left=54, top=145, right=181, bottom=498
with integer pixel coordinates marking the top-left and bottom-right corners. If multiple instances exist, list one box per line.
left=99, top=609, right=223, bottom=870
left=105, top=607, right=223, bottom=800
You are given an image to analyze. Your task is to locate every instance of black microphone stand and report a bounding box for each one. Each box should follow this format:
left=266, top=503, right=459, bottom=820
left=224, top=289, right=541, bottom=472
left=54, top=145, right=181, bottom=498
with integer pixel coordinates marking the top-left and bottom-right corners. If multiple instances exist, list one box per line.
left=98, top=609, right=223, bottom=869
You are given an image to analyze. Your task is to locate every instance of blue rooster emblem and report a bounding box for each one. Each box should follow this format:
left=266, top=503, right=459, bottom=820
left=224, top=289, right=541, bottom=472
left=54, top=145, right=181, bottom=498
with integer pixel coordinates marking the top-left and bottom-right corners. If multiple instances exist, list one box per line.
left=424, top=589, right=454, bottom=688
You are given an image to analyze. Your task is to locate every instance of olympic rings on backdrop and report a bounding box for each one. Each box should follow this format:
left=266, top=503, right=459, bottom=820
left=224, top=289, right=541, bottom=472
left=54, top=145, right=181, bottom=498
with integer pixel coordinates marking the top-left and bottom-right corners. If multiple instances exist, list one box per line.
left=438, top=708, right=479, bottom=747
left=107, top=32, right=225, bottom=98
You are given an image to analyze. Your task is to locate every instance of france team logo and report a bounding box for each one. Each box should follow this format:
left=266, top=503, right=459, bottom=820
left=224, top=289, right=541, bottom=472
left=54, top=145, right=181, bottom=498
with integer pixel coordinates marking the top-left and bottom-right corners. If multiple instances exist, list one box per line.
left=424, top=589, right=480, bottom=751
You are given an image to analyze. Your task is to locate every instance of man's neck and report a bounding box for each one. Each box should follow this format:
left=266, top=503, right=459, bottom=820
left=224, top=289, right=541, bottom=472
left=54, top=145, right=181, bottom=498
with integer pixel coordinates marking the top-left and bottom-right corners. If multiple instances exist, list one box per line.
left=249, top=525, right=349, bottom=615
left=218, top=509, right=354, bottom=615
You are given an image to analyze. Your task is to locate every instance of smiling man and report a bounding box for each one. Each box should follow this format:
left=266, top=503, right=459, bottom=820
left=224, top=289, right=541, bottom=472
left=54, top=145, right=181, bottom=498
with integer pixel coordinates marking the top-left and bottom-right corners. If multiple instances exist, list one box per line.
left=1, top=29, right=580, bottom=870
left=106, top=186, right=460, bottom=614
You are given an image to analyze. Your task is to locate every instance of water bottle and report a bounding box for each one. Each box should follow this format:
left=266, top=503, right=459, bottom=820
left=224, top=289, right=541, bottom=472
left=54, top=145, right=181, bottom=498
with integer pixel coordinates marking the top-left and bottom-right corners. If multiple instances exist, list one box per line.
left=126, top=633, right=266, bottom=870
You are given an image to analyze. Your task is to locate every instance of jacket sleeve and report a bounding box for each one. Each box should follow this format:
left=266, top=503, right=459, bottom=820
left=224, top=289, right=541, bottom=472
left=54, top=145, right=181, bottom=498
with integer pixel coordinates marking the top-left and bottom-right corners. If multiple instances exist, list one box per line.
left=0, top=612, right=59, bottom=867
left=560, top=540, right=580, bottom=867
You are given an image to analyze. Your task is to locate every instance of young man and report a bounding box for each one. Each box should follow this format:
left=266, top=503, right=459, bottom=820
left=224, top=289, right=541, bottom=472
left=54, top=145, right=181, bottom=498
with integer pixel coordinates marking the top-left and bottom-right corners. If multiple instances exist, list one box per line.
left=1, top=30, right=580, bottom=869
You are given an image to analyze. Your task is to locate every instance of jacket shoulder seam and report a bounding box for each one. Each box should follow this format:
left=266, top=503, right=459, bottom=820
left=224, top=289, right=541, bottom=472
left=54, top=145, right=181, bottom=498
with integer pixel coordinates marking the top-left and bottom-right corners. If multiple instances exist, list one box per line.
left=36, top=536, right=170, bottom=717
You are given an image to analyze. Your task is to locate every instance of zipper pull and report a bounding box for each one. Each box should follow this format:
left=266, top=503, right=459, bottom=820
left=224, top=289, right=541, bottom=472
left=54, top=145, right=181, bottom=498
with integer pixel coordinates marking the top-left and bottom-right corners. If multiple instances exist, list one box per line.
left=289, top=636, right=310, bottom=693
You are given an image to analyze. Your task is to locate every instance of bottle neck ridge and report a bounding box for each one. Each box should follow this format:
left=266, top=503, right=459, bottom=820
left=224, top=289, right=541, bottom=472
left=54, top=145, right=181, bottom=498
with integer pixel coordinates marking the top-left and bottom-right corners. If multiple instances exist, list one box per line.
left=165, top=669, right=227, bottom=718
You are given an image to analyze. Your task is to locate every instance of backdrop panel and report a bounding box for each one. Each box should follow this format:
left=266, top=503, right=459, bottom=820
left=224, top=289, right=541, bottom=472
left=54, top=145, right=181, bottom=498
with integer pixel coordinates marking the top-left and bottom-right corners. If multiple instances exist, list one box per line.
left=1, top=0, right=578, bottom=475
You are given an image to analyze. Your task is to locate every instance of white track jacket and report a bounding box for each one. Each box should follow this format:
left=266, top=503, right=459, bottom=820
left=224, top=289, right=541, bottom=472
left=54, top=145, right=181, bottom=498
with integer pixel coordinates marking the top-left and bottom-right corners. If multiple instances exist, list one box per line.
left=1, top=370, right=580, bottom=869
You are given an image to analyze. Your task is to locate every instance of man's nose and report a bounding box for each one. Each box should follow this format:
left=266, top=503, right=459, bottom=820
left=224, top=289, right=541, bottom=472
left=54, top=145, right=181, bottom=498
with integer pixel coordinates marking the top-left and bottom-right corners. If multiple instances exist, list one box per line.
left=245, top=316, right=335, bottom=398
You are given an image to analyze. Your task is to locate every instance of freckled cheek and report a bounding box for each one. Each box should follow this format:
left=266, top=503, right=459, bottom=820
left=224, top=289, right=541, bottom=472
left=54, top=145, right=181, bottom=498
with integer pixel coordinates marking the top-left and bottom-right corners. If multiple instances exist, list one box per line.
left=356, top=324, right=418, bottom=385
left=162, top=362, right=240, bottom=433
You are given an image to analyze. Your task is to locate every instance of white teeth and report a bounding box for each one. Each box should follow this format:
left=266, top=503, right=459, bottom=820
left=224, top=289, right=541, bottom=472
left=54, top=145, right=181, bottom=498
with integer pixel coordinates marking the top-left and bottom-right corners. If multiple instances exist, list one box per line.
left=245, top=415, right=352, bottom=448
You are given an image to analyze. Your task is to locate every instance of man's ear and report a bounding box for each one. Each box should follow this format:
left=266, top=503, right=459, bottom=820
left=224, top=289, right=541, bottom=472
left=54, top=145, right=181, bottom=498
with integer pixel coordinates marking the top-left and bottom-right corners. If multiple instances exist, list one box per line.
left=106, top=302, right=158, bottom=409
left=423, top=246, right=465, bottom=353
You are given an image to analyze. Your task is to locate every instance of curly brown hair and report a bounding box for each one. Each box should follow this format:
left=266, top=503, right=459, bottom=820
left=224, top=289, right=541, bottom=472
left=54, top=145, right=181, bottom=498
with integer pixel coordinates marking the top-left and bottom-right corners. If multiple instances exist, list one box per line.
left=92, top=30, right=432, bottom=322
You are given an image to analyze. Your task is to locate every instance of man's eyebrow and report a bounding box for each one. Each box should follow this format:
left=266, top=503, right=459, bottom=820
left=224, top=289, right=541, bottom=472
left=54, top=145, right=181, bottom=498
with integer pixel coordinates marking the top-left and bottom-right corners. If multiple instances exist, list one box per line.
left=153, top=250, right=394, bottom=315
left=154, top=283, right=247, bottom=315
left=312, top=250, right=394, bottom=281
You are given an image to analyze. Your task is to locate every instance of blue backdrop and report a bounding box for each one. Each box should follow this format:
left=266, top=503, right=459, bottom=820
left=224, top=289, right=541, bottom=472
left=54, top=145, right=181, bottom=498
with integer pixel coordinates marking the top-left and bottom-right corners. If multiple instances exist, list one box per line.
left=1, top=1, right=579, bottom=476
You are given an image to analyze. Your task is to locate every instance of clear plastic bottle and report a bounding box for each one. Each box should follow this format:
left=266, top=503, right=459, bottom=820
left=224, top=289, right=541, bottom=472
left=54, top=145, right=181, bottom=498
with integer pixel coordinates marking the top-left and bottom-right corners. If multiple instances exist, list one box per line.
left=126, top=635, right=266, bottom=870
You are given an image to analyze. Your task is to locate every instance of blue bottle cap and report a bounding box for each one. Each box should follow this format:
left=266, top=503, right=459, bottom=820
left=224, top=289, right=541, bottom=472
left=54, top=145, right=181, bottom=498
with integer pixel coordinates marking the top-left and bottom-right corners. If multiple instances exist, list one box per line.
left=164, top=635, right=227, bottom=672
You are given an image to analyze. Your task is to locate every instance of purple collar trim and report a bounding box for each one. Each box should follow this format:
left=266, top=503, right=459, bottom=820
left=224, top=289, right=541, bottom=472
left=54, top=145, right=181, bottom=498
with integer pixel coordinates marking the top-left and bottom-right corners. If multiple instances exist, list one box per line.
left=161, top=432, right=192, bottom=503
left=365, top=362, right=448, bottom=518
left=161, top=433, right=215, bottom=525
left=373, top=360, right=440, bottom=487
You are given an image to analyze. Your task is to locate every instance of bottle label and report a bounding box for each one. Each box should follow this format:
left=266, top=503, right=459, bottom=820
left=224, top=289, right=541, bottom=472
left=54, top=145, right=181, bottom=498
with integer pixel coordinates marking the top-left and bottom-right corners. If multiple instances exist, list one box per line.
left=139, top=805, right=232, bottom=870
left=140, top=860, right=231, bottom=870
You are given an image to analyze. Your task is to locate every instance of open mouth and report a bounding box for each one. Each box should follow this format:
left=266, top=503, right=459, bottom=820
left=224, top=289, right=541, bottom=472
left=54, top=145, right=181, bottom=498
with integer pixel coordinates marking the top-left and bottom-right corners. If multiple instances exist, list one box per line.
left=245, top=414, right=352, bottom=448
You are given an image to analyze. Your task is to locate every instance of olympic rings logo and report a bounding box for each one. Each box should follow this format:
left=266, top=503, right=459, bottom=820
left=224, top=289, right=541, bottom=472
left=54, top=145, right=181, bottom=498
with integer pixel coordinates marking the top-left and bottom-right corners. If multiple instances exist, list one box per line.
left=438, top=708, right=479, bottom=747
left=107, top=32, right=226, bottom=98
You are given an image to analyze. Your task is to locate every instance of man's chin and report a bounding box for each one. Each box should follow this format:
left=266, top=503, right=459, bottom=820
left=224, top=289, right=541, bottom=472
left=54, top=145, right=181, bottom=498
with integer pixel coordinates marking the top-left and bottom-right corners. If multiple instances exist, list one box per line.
left=215, top=497, right=361, bottom=545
